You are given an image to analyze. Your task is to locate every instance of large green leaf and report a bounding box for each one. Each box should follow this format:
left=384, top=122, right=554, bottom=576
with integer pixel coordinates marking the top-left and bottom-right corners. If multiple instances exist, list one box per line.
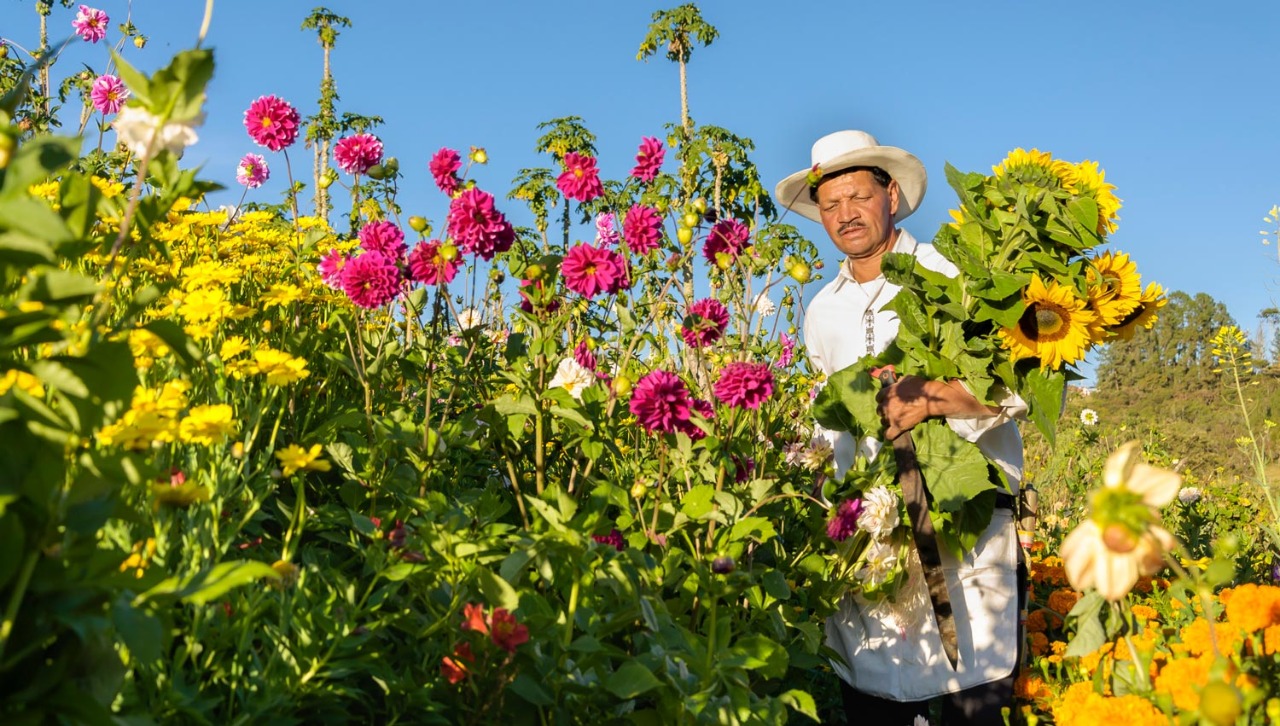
left=139, top=560, right=280, bottom=606
left=474, top=565, right=520, bottom=610
left=811, top=363, right=879, bottom=436
left=606, top=661, right=662, bottom=699
left=1022, top=366, right=1065, bottom=444
left=0, top=135, right=79, bottom=199
left=681, top=485, right=716, bottom=519
left=720, top=634, right=789, bottom=679
left=911, top=420, right=994, bottom=511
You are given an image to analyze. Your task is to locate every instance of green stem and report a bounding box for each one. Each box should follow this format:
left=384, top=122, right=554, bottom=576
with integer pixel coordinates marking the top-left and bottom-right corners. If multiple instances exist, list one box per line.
left=0, top=551, right=39, bottom=663
left=563, top=577, right=580, bottom=648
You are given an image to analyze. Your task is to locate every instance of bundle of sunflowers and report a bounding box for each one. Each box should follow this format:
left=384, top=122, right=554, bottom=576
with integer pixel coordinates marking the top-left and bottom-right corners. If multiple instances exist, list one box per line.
left=814, top=149, right=1167, bottom=559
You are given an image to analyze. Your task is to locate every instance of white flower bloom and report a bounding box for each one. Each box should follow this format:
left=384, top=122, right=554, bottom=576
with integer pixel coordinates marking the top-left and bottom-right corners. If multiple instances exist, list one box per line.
left=456, top=308, right=482, bottom=330
left=1080, top=408, right=1099, bottom=426
left=857, top=485, right=900, bottom=539
left=855, top=539, right=899, bottom=588
left=113, top=106, right=203, bottom=158
left=1177, top=486, right=1202, bottom=504
left=547, top=357, right=594, bottom=401
left=798, top=438, right=833, bottom=471
left=753, top=292, right=776, bottom=317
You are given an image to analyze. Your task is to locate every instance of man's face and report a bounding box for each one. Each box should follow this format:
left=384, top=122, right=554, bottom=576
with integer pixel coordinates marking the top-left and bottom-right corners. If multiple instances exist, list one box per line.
left=815, top=170, right=900, bottom=261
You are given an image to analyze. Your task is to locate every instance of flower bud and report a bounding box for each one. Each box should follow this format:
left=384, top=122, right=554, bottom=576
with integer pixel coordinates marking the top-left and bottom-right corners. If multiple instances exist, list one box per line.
left=317, top=173, right=334, bottom=190
left=630, top=480, right=647, bottom=499
left=408, top=215, right=429, bottom=233
left=439, top=244, right=459, bottom=261
left=711, top=556, right=735, bottom=574
left=682, top=212, right=700, bottom=229
left=676, top=227, right=693, bottom=245
left=470, top=147, right=488, bottom=164
left=366, top=164, right=386, bottom=180
left=133, top=35, right=147, bottom=49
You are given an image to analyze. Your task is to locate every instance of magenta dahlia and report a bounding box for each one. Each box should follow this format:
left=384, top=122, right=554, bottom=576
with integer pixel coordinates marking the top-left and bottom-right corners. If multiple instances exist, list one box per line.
left=713, top=361, right=774, bottom=410
left=317, top=250, right=349, bottom=289
left=243, top=95, right=301, bottom=152
left=827, top=498, right=863, bottom=542
left=703, top=219, right=751, bottom=266
left=406, top=240, right=462, bottom=285
left=595, top=212, right=620, bottom=247
left=775, top=332, right=796, bottom=369
left=429, top=147, right=462, bottom=195
left=680, top=298, right=729, bottom=348
left=446, top=188, right=515, bottom=260
left=72, top=5, right=108, bottom=43
left=561, top=243, right=628, bottom=298
left=340, top=251, right=403, bottom=309
left=333, top=133, right=383, bottom=175
left=90, top=74, right=128, bottom=115
left=358, top=221, right=407, bottom=259
left=622, top=204, right=663, bottom=255
left=629, top=370, right=693, bottom=435
left=573, top=340, right=597, bottom=372
left=630, top=136, right=665, bottom=182
left=236, top=153, right=269, bottom=189
left=556, top=152, right=603, bottom=202
left=592, top=529, right=625, bottom=551
left=677, top=398, right=715, bottom=441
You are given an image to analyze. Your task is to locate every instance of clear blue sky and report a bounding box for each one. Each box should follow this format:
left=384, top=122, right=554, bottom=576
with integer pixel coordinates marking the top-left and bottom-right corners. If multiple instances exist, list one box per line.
left=11, top=1, right=1280, bottom=382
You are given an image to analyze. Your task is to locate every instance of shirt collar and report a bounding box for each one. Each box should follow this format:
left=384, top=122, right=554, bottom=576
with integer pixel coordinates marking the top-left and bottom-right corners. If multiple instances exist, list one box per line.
left=834, top=228, right=919, bottom=285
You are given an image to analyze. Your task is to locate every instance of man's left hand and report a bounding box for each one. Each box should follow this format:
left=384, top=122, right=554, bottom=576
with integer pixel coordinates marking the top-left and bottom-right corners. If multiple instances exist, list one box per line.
left=877, top=376, right=1001, bottom=441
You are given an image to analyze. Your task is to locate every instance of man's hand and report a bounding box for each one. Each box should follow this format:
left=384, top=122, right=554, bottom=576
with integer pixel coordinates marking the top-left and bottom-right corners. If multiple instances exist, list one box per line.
left=876, top=376, right=1001, bottom=441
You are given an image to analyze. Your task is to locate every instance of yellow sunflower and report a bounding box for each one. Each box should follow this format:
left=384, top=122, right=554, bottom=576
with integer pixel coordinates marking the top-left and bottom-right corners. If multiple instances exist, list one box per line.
left=1085, top=251, right=1143, bottom=326
left=992, top=148, right=1056, bottom=177
left=1000, top=275, right=1098, bottom=370
left=1058, top=160, right=1122, bottom=235
left=1107, top=282, right=1167, bottom=341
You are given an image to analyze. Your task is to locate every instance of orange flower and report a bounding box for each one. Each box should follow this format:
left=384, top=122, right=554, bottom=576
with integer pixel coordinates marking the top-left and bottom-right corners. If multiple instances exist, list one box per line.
left=1153, top=655, right=1211, bottom=711
left=1130, top=604, right=1159, bottom=622
left=1014, top=674, right=1053, bottom=702
left=1174, top=618, right=1242, bottom=658
left=1029, top=631, right=1050, bottom=656
left=440, top=641, right=475, bottom=685
left=1053, top=683, right=1166, bottom=726
left=1223, top=583, right=1280, bottom=633
left=1264, top=624, right=1280, bottom=655
left=461, top=602, right=489, bottom=635
left=1048, top=588, right=1082, bottom=616
left=1026, top=610, right=1049, bottom=633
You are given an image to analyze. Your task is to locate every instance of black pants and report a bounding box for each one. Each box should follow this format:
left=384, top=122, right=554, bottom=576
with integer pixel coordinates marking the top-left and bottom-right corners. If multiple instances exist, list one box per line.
left=839, top=557, right=1029, bottom=726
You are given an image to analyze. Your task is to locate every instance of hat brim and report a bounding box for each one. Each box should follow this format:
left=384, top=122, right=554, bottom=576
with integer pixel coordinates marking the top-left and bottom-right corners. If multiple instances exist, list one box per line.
left=774, top=147, right=927, bottom=224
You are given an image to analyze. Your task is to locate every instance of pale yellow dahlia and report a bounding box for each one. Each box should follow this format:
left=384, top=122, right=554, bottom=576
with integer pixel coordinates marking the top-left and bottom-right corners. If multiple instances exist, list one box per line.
left=1060, top=441, right=1181, bottom=602
left=999, top=275, right=1098, bottom=370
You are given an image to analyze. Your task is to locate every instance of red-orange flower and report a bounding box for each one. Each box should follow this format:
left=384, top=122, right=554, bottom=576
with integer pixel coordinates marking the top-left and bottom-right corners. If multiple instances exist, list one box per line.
left=489, top=608, right=529, bottom=653
left=461, top=602, right=489, bottom=635
left=440, top=642, right=475, bottom=684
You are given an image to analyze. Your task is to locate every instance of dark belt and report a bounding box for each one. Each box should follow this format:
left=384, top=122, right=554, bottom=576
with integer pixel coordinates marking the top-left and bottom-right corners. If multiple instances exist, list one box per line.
left=995, top=491, right=1017, bottom=511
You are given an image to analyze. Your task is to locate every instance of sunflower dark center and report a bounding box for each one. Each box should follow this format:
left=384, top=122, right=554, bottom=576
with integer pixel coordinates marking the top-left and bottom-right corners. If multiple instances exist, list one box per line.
left=1017, top=302, right=1070, bottom=342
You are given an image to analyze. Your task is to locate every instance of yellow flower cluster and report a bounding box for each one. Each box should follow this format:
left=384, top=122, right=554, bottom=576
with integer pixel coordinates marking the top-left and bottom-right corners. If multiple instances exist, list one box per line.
left=0, top=369, right=45, bottom=397
left=275, top=443, right=330, bottom=476
left=225, top=348, right=311, bottom=386
left=97, top=380, right=238, bottom=449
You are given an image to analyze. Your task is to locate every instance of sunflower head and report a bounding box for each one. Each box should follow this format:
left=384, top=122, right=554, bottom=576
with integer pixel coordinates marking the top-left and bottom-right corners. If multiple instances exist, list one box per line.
left=1108, top=282, right=1167, bottom=341
left=991, top=148, right=1067, bottom=189
left=999, top=275, right=1099, bottom=370
left=1058, top=160, right=1122, bottom=235
left=1085, top=251, right=1142, bottom=326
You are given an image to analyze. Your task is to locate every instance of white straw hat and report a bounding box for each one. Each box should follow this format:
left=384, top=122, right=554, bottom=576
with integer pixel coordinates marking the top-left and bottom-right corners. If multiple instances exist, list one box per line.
left=774, top=130, right=927, bottom=224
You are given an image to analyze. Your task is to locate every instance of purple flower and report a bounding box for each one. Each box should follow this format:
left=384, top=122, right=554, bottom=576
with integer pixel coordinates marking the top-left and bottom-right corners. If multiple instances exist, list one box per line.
left=592, top=529, right=625, bottom=551
left=827, top=498, right=864, bottom=542
left=235, top=153, right=269, bottom=189
left=595, top=212, right=620, bottom=247
left=774, top=333, right=796, bottom=369
left=72, top=5, right=109, bottom=43
left=90, top=74, right=129, bottom=115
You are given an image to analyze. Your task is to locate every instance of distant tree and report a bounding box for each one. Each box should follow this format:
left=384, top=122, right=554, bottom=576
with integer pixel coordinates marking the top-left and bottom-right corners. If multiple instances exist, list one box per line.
left=1095, top=290, right=1237, bottom=392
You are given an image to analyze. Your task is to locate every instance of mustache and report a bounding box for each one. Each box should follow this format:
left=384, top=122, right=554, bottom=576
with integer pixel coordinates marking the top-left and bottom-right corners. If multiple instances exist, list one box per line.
left=838, top=220, right=865, bottom=234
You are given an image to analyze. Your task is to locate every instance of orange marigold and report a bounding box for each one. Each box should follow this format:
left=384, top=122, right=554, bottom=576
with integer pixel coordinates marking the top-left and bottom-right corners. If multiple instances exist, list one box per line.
left=1053, top=686, right=1167, bottom=726
left=1131, top=604, right=1160, bottom=622
left=1026, top=609, right=1049, bottom=633
left=1264, top=624, right=1280, bottom=656
left=1224, top=583, right=1280, bottom=633
left=1173, top=618, right=1241, bottom=658
left=1030, top=631, right=1050, bottom=656
left=1153, top=655, right=1211, bottom=711
left=1048, top=588, right=1082, bottom=616
left=1014, top=674, right=1053, bottom=702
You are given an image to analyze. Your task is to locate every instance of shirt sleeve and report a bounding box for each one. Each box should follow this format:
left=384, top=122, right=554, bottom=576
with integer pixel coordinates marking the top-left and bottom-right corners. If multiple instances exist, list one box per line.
left=945, top=384, right=1029, bottom=443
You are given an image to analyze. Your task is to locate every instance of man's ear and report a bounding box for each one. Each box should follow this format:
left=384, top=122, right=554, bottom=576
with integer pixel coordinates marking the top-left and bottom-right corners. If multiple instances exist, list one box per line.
left=887, top=179, right=901, bottom=217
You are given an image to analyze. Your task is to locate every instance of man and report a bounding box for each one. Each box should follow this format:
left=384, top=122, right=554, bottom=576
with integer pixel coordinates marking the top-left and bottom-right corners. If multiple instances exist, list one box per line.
left=774, top=130, right=1027, bottom=724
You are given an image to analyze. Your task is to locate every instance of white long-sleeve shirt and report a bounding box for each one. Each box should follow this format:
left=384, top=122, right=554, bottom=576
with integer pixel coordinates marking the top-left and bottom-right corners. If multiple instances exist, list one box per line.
left=804, top=228, right=1024, bottom=700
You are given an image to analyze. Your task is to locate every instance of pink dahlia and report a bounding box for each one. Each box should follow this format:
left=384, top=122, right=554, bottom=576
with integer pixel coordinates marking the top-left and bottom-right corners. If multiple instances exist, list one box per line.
left=358, top=220, right=407, bottom=259
left=630, top=136, right=665, bottom=182
left=703, top=219, right=751, bottom=266
left=446, top=188, right=515, bottom=260
left=827, top=498, right=864, bottom=542
left=89, top=74, right=128, bottom=115
left=681, top=298, right=729, bottom=348
left=406, top=240, right=462, bottom=285
left=561, top=243, right=627, bottom=298
left=429, top=147, right=462, bottom=195
left=573, top=340, right=597, bottom=372
left=340, top=251, right=403, bottom=309
left=595, top=212, right=620, bottom=247
left=622, top=204, right=663, bottom=255
left=333, top=133, right=383, bottom=175
left=556, top=152, right=603, bottom=202
left=713, top=361, right=775, bottom=410
left=317, top=250, right=349, bottom=289
left=236, top=153, right=269, bottom=189
left=72, top=5, right=108, bottom=43
left=243, top=95, right=301, bottom=152
left=677, top=398, right=715, bottom=441
left=775, top=332, right=796, bottom=369
left=629, top=370, right=693, bottom=435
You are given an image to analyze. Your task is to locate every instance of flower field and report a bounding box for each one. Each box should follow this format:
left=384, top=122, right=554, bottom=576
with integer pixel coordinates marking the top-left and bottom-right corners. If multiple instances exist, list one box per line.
left=1, top=4, right=1279, bottom=725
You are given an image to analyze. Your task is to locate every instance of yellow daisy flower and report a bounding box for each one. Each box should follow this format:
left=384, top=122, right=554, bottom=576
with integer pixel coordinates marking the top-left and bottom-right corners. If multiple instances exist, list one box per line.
left=253, top=349, right=310, bottom=386
left=178, top=404, right=237, bottom=446
left=275, top=443, right=331, bottom=476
